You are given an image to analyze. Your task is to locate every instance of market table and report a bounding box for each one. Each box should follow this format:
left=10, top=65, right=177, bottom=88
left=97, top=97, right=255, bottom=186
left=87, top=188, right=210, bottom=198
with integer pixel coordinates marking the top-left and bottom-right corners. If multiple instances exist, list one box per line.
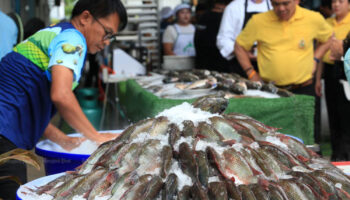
left=117, top=79, right=315, bottom=145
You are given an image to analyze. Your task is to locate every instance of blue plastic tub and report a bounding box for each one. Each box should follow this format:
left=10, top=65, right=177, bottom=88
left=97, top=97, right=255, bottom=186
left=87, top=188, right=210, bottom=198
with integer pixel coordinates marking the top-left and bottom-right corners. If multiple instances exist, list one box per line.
left=17, top=172, right=64, bottom=200
left=285, top=134, right=304, bottom=144
left=35, top=130, right=122, bottom=176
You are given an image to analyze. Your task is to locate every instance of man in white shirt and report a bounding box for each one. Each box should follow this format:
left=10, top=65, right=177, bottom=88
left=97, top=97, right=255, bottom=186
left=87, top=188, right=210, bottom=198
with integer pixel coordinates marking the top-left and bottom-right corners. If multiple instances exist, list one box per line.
left=216, top=0, right=271, bottom=75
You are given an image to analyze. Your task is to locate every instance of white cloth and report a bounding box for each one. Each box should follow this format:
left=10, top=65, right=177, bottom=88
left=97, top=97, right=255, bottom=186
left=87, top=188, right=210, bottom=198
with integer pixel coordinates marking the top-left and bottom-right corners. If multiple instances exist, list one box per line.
left=174, top=3, right=191, bottom=15
left=163, top=24, right=196, bottom=56
left=173, top=24, right=195, bottom=56
left=216, top=0, right=271, bottom=60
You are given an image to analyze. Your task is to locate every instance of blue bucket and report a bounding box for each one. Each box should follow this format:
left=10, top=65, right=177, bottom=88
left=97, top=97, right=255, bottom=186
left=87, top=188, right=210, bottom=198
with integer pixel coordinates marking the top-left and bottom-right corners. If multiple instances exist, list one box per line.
left=285, top=134, right=304, bottom=144
left=35, top=130, right=123, bottom=176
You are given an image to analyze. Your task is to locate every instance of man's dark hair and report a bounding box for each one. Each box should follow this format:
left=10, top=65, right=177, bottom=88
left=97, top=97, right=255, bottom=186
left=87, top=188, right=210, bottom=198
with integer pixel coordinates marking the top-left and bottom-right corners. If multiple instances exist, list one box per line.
left=71, top=0, right=127, bottom=31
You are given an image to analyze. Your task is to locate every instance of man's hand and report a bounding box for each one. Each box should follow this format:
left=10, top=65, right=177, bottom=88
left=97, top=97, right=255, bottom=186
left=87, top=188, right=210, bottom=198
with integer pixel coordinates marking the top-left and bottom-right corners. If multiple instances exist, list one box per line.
left=315, top=79, right=322, bottom=97
left=330, top=37, right=344, bottom=61
left=94, top=133, right=120, bottom=145
left=59, top=137, right=86, bottom=151
left=247, top=69, right=263, bottom=82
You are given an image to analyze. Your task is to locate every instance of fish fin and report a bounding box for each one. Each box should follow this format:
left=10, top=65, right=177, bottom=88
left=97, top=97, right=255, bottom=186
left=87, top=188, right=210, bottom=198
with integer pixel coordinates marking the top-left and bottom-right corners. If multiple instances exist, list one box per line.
left=296, top=155, right=309, bottom=163
left=337, top=188, right=350, bottom=199
left=258, top=178, right=270, bottom=190
left=223, top=139, right=237, bottom=145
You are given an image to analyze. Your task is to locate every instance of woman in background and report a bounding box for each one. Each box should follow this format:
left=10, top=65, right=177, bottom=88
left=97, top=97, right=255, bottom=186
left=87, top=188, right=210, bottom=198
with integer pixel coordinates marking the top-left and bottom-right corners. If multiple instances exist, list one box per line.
left=162, top=3, right=196, bottom=56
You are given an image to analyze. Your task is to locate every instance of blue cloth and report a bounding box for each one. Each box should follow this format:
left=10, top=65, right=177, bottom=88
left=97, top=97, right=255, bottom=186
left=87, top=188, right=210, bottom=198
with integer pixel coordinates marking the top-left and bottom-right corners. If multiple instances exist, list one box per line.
left=14, top=22, right=87, bottom=89
left=0, top=52, right=56, bottom=149
left=0, top=22, right=87, bottom=150
left=0, top=11, right=18, bottom=60
left=46, top=24, right=87, bottom=83
left=344, top=49, right=350, bottom=84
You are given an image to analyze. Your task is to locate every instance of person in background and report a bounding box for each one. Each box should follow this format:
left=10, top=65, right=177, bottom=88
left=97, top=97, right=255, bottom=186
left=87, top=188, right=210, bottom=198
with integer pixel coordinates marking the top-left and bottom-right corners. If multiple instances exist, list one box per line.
left=162, top=3, right=196, bottom=56
left=319, top=0, right=334, bottom=18
left=23, top=17, right=46, bottom=40
left=193, top=3, right=208, bottom=24
left=320, top=0, right=350, bottom=161
left=216, top=0, right=272, bottom=75
left=0, top=0, right=127, bottom=198
left=0, top=10, right=18, bottom=60
left=160, top=7, right=174, bottom=35
left=234, top=0, right=333, bottom=152
left=194, top=0, right=232, bottom=72
left=159, top=6, right=174, bottom=61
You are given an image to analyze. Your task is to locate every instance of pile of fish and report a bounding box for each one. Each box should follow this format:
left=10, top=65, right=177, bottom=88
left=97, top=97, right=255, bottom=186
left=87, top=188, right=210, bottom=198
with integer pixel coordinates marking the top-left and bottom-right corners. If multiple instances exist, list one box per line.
left=31, top=96, right=350, bottom=199
left=156, top=69, right=294, bottom=98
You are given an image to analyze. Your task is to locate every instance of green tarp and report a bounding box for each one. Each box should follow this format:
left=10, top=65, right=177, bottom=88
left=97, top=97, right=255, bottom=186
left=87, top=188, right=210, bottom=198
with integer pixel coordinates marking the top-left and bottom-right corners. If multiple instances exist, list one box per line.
left=118, top=79, right=315, bottom=145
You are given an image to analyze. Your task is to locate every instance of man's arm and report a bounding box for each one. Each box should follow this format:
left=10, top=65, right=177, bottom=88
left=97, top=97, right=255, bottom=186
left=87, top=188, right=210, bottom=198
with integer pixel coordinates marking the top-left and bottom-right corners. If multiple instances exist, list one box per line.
left=50, top=65, right=115, bottom=144
left=43, top=123, right=85, bottom=151
left=330, top=34, right=347, bottom=60
left=315, top=62, right=324, bottom=97
left=314, top=38, right=332, bottom=96
left=234, top=41, right=262, bottom=81
left=314, top=40, right=331, bottom=72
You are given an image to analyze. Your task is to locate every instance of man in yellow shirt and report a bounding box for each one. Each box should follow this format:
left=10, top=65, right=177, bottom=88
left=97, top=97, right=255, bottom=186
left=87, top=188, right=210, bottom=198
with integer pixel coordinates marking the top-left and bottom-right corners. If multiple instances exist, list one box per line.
left=234, top=0, right=333, bottom=152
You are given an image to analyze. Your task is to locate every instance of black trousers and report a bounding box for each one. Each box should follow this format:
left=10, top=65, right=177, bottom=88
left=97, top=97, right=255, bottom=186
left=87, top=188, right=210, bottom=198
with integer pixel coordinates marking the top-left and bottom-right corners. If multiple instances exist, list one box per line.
left=323, top=63, right=350, bottom=161
left=0, top=136, right=27, bottom=200
left=289, top=81, right=321, bottom=146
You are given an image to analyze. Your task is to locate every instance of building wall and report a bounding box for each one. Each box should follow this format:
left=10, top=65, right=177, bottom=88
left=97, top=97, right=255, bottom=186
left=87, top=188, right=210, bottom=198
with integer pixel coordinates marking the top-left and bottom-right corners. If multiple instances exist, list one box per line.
left=0, top=0, right=50, bottom=25
left=0, top=0, right=13, bottom=13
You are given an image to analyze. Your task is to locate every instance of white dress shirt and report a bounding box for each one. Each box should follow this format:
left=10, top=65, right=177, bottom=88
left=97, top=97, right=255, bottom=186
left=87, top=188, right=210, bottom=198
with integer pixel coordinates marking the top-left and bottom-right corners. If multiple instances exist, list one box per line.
left=216, top=0, right=271, bottom=60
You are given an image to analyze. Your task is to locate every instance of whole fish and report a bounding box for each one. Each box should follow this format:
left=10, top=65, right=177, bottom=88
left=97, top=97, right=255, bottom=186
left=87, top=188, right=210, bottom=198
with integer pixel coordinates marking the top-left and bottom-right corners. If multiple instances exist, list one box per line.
left=191, top=182, right=209, bottom=200
left=238, top=184, right=256, bottom=200
left=207, top=147, right=258, bottom=184
left=225, top=180, right=242, bottom=200
left=178, top=142, right=199, bottom=182
left=209, top=116, right=242, bottom=142
left=195, top=150, right=210, bottom=187
left=177, top=185, right=191, bottom=200
left=162, top=173, right=178, bottom=200
left=192, top=94, right=228, bottom=114
left=250, top=183, right=268, bottom=200
left=168, top=123, right=181, bottom=147
left=160, top=145, right=173, bottom=178
left=208, top=181, right=228, bottom=200
left=279, top=180, right=311, bottom=200
left=197, top=122, right=225, bottom=143
left=64, top=168, right=107, bottom=199
left=119, top=174, right=153, bottom=200
left=109, top=171, right=138, bottom=200
left=181, top=120, right=196, bottom=138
